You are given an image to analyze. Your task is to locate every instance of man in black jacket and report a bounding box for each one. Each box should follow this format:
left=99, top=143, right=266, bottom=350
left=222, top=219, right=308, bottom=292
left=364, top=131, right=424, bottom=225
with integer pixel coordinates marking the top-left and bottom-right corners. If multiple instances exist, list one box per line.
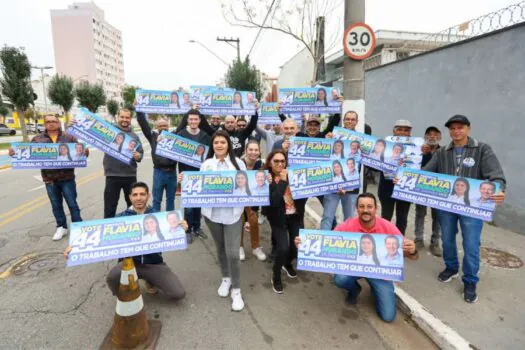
left=137, top=113, right=178, bottom=212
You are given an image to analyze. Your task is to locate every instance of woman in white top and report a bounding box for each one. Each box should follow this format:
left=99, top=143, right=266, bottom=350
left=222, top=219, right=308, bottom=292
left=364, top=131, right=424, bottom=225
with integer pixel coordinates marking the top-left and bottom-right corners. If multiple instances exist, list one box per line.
left=233, top=170, right=251, bottom=196
left=356, top=234, right=380, bottom=266
left=448, top=178, right=470, bottom=206
left=179, top=130, right=246, bottom=311
left=57, top=143, right=72, bottom=161
left=331, top=140, right=345, bottom=160
left=142, top=214, right=165, bottom=243
left=332, top=160, right=347, bottom=183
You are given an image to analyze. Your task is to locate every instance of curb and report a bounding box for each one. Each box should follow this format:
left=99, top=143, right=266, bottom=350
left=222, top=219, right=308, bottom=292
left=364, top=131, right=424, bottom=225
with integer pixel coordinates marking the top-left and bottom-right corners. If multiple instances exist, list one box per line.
left=303, top=204, right=472, bottom=350
left=0, top=165, right=11, bottom=170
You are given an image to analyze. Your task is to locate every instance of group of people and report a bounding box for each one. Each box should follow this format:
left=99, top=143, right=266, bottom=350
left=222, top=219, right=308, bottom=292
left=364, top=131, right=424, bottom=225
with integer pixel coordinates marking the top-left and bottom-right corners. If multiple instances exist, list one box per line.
left=18, top=101, right=505, bottom=320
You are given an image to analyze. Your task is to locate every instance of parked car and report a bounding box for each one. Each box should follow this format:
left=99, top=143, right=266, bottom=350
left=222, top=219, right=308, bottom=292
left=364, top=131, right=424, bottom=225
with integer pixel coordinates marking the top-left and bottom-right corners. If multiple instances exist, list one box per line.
left=0, top=123, right=16, bottom=136
left=26, top=123, right=45, bottom=134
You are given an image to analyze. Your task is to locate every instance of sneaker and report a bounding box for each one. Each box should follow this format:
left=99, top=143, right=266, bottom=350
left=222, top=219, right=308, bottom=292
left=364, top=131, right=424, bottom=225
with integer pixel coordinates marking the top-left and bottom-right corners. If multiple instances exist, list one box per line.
left=438, top=269, right=459, bottom=283
left=345, top=281, right=362, bottom=305
left=252, top=247, right=266, bottom=261
left=217, top=278, right=232, bottom=297
left=239, top=247, right=246, bottom=261
left=430, top=244, right=443, bottom=257
left=194, top=228, right=208, bottom=239
left=258, top=214, right=266, bottom=225
left=271, top=276, right=283, bottom=294
left=52, top=227, right=68, bottom=241
left=144, top=281, right=158, bottom=294
left=415, top=240, right=424, bottom=250
left=231, top=288, right=245, bottom=311
left=463, top=283, right=478, bottom=303
left=282, top=265, right=297, bottom=278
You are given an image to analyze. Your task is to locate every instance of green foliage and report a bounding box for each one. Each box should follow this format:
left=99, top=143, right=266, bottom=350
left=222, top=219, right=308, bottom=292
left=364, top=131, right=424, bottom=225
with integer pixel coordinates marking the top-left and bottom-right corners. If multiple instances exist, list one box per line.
left=0, top=96, right=9, bottom=116
left=107, top=99, right=119, bottom=117
left=122, top=84, right=139, bottom=111
left=225, top=56, right=263, bottom=100
left=74, top=81, right=106, bottom=113
left=47, top=74, right=74, bottom=114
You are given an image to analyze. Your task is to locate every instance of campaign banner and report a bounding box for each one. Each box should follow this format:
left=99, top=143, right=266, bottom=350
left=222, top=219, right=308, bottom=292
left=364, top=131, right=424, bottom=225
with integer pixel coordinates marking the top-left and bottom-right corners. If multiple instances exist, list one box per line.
left=67, top=108, right=141, bottom=165
left=67, top=210, right=187, bottom=267
left=279, top=87, right=341, bottom=114
left=155, top=131, right=208, bottom=168
left=190, top=86, right=257, bottom=115
left=392, top=168, right=500, bottom=221
left=332, top=126, right=365, bottom=141
left=297, top=229, right=404, bottom=282
left=11, top=142, right=87, bottom=169
left=384, top=136, right=424, bottom=179
left=135, top=89, right=192, bottom=114
left=333, top=129, right=405, bottom=174
left=288, top=137, right=359, bottom=165
left=288, top=158, right=361, bottom=199
left=258, top=102, right=281, bottom=125
left=181, top=170, right=270, bottom=207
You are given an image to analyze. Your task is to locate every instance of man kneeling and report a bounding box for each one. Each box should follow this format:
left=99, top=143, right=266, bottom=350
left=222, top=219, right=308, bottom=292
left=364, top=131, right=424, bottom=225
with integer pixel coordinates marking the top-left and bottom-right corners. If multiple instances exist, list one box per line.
left=296, top=193, right=418, bottom=322
left=105, top=181, right=186, bottom=300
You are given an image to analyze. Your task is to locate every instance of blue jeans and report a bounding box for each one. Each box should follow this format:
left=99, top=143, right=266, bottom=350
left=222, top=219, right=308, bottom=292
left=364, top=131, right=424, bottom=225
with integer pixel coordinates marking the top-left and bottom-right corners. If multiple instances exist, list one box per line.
left=437, top=210, right=483, bottom=285
left=184, top=208, right=201, bottom=232
left=333, top=274, right=396, bottom=322
left=152, top=168, right=177, bottom=212
left=320, top=192, right=357, bottom=230
left=45, top=179, right=82, bottom=228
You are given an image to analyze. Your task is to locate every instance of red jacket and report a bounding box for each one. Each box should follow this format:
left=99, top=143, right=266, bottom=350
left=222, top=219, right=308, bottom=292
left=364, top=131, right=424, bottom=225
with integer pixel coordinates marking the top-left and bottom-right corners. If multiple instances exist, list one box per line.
left=31, top=130, right=78, bottom=183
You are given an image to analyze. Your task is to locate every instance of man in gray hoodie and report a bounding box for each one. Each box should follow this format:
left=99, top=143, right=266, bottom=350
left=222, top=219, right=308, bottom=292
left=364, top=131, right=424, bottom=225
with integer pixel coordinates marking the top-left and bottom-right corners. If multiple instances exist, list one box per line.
left=103, top=108, right=144, bottom=218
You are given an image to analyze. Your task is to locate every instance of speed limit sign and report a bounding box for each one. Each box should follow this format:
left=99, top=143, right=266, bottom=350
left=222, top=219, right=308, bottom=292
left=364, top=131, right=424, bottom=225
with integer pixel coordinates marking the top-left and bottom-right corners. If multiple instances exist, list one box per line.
left=343, top=22, right=376, bottom=60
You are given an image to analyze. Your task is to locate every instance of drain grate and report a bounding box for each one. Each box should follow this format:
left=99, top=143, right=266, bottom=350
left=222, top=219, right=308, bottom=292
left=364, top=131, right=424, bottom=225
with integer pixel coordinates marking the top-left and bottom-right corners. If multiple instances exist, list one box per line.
left=480, top=246, right=523, bottom=269
left=1, top=253, right=65, bottom=279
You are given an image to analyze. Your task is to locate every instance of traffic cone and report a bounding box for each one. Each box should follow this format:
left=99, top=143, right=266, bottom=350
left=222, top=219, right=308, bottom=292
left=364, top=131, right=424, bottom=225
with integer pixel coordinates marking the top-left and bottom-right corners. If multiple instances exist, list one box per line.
left=100, top=258, right=162, bottom=350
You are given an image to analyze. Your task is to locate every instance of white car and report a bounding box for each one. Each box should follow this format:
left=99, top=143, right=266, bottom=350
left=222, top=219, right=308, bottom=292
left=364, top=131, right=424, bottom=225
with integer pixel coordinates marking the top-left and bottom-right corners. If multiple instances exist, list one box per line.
left=0, top=123, right=16, bottom=136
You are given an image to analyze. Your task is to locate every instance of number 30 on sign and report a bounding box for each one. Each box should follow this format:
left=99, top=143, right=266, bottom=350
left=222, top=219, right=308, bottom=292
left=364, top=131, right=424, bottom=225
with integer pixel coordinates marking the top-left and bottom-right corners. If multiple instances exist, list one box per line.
left=343, top=22, right=376, bottom=60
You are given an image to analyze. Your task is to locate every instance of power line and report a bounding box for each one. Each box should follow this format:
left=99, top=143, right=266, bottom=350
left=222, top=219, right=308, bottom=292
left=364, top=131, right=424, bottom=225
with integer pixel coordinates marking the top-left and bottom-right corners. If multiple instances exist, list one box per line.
left=248, top=0, right=277, bottom=58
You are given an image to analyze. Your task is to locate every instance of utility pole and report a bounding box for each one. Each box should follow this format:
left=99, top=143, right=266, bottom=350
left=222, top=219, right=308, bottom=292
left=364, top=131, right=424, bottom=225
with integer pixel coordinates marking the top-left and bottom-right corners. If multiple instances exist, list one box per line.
left=343, top=0, right=365, bottom=103
left=32, top=65, right=53, bottom=113
left=217, top=37, right=240, bottom=62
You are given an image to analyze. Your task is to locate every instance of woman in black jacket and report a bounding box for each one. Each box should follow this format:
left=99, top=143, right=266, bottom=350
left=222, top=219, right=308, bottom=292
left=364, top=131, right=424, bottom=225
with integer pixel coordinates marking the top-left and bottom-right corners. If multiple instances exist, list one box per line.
left=264, top=149, right=306, bottom=294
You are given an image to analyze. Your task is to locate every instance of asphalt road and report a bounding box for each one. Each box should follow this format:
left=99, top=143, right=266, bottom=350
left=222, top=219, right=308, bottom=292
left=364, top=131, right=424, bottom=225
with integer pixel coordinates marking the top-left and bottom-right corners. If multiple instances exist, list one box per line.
left=0, top=145, right=433, bottom=349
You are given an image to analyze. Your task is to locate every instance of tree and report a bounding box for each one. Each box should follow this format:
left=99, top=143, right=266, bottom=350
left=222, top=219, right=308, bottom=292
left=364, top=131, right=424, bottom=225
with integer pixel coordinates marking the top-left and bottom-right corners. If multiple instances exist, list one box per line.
left=223, top=0, right=341, bottom=85
left=122, top=84, right=139, bottom=111
left=0, top=46, right=35, bottom=141
left=225, top=56, right=263, bottom=99
left=0, top=96, right=9, bottom=119
left=47, top=74, right=75, bottom=124
left=107, top=99, right=119, bottom=119
left=74, top=81, right=106, bottom=113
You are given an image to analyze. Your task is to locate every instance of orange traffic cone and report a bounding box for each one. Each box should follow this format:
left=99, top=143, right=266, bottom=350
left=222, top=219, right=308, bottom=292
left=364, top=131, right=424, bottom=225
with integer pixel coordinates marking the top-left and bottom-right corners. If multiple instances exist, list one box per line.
left=100, top=258, right=162, bottom=350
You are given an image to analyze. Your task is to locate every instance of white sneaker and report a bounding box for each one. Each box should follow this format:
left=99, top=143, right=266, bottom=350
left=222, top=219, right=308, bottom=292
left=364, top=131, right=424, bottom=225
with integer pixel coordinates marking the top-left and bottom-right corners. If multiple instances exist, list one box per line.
left=252, top=247, right=266, bottom=261
left=231, top=288, right=244, bottom=311
left=258, top=214, right=265, bottom=225
left=239, top=247, right=246, bottom=261
left=217, top=278, right=232, bottom=297
left=52, top=227, right=68, bottom=241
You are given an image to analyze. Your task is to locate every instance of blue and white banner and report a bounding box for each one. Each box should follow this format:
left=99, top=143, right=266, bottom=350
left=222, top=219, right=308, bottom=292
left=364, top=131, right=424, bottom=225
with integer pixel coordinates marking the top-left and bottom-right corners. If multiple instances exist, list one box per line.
left=67, top=210, right=187, bottom=267
left=135, top=89, right=192, bottom=114
left=288, top=158, right=360, bottom=199
left=384, top=136, right=424, bottom=179
left=67, top=108, right=141, bottom=165
left=279, top=87, right=342, bottom=114
left=190, top=86, right=257, bottom=115
left=297, top=229, right=404, bottom=282
left=259, top=102, right=281, bottom=125
left=11, top=142, right=87, bottom=169
left=392, top=168, right=500, bottom=221
left=181, top=170, right=270, bottom=207
left=155, top=131, right=208, bottom=168
left=288, top=137, right=360, bottom=165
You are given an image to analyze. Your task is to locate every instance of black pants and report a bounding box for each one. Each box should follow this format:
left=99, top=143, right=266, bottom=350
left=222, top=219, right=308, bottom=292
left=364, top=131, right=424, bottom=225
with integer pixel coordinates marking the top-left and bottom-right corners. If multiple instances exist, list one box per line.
left=378, top=196, right=411, bottom=235
left=271, top=214, right=300, bottom=279
left=104, top=176, right=137, bottom=218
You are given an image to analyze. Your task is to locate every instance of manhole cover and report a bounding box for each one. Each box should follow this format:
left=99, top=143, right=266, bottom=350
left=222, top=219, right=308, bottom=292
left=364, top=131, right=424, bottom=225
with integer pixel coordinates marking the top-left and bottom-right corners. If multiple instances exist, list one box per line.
left=0, top=253, right=65, bottom=279
left=480, top=247, right=523, bottom=269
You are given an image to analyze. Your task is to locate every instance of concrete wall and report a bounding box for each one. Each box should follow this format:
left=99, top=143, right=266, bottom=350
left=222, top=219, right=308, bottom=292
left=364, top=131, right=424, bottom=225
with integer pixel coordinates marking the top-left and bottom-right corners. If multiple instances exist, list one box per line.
left=278, top=48, right=314, bottom=88
left=364, top=23, right=525, bottom=234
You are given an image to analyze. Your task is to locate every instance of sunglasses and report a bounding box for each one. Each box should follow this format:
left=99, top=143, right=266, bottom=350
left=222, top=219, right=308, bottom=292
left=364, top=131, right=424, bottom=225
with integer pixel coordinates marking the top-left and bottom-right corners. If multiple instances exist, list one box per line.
left=272, top=159, right=286, bottom=164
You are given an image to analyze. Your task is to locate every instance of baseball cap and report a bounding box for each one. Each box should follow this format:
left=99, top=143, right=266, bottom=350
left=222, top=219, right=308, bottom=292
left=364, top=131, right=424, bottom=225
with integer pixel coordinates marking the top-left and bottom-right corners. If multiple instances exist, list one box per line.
left=425, top=126, right=441, bottom=134
left=394, top=119, right=412, bottom=128
left=445, top=115, right=470, bottom=128
left=306, top=115, right=321, bottom=124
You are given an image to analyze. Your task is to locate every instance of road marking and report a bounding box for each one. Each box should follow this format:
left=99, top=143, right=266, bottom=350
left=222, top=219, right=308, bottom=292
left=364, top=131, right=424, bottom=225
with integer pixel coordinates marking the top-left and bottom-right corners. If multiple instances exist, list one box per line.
left=0, top=171, right=103, bottom=229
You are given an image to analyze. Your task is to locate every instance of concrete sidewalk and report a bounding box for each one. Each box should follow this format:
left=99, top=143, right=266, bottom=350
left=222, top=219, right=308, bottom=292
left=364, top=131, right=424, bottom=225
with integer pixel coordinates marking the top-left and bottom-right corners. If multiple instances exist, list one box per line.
left=307, top=184, right=525, bottom=349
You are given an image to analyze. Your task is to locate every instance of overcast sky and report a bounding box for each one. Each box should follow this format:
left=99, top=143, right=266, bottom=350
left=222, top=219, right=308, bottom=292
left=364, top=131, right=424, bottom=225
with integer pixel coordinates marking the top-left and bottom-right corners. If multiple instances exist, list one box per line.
left=0, top=0, right=519, bottom=90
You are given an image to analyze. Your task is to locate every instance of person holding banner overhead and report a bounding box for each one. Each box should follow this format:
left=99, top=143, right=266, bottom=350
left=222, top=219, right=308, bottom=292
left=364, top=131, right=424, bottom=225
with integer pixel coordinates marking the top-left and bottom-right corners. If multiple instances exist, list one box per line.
left=295, top=193, right=418, bottom=322
left=181, top=130, right=246, bottom=311
left=9, top=113, right=89, bottom=241
left=420, top=115, right=506, bottom=303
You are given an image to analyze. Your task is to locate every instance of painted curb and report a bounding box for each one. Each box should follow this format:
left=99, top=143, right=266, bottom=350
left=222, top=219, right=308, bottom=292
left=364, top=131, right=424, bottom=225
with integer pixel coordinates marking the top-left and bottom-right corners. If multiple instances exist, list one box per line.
left=304, top=204, right=472, bottom=350
left=0, top=164, right=11, bottom=170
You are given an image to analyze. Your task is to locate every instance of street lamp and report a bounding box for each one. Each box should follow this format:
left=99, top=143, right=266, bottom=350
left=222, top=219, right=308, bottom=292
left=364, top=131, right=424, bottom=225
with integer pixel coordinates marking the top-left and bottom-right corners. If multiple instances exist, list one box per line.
left=31, top=65, right=53, bottom=113
left=188, top=40, right=229, bottom=66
